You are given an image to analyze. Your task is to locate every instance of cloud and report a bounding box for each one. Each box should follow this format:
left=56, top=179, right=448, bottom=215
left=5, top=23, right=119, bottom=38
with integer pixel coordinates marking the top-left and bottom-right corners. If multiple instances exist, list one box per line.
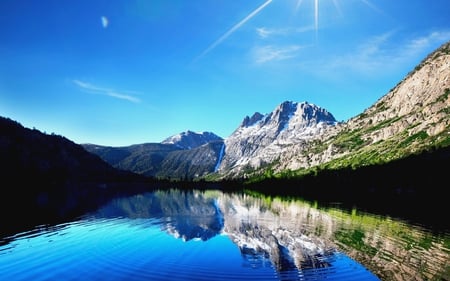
left=354, top=31, right=394, bottom=60
left=101, top=16, right=109, bottom=28
left=253, top=45, right=303, bottom=63
left=195, top=0, right=272, bottom=61
left=256, top=25, right=315, bottom=39
left=313, top=29, right=450, bottom=76
left=256, top=27, right=273, bottom=39
left=403, top=31, right=450, bottom=55
left=73, top=80, right=141, bottom=103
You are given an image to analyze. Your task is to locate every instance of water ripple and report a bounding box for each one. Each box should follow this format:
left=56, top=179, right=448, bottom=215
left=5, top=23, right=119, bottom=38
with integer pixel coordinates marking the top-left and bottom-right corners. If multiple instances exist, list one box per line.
left=3, top=189, right=447, bottom=281
left=0, top=217, right=381, bottom=281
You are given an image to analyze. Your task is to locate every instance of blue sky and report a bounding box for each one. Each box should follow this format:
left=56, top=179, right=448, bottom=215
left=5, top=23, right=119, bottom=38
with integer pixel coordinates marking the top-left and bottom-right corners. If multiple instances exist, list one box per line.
left=1, top=0, right=449, bottom=146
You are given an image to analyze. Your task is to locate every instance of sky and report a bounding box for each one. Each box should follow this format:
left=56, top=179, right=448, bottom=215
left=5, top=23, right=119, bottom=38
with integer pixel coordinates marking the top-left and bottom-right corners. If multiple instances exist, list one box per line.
left=1, top=0, right=449, bottom=146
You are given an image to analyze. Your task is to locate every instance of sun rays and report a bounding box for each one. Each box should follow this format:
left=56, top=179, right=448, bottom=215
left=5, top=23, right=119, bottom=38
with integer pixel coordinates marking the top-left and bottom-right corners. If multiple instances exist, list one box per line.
left=295, top=0, right=321, bottom=30
left=195, top=0, right=386, bottom=60
left=195, top=0, right=273, bottom=61
left=295, top=0, right=383, bottom=39
left=296, top=0, right=340, bottom=38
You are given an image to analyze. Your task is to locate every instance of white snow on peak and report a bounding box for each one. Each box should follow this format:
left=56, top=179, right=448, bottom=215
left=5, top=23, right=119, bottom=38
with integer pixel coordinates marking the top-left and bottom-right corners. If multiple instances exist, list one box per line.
left=217, top=101, right=338, bottom=173
left=161, top=130, right=223, bottom=150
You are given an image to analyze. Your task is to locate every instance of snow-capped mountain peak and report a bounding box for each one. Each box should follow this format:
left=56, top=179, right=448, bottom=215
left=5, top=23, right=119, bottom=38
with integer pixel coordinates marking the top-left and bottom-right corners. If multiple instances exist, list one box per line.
left=272, top=101, right=336, bottom=130
left=161, top=130, right=223, bottom=149
left=217, top=101, right=338, bottom=175
left=232, top=101, right=336, bottom=140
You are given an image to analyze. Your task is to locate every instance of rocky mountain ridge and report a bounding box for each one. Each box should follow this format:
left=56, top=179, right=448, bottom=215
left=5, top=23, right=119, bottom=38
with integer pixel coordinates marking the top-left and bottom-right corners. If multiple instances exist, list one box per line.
left=161, top=130, right=222, bottom=149
left=216, top=101, right=338, bottom=177
left=268, top=40, right=450, bottom=176
left=83, top=101, right=337, bottom=180
left=84, top=40, right=449, bottom=180
left=82, top=131, right=224, bottom=179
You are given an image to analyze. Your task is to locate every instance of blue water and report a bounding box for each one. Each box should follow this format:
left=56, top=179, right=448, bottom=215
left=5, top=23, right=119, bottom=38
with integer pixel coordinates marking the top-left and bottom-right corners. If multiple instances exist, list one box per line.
left=3, top=188, right=448, bottom=280
left=9, top=187, right=428, bottom=281
left=0, top=217, right=379, bottom=281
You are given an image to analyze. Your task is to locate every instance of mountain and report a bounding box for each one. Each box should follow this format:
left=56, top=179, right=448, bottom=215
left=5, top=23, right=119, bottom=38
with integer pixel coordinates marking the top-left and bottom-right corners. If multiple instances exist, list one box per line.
left=90, top=190, right=224, bottom=242
left=262, top=40, right=450, bottom=176
left=82, top=131, right=224, bottom=180
left=0, top=116, right=143, bottom=185
left=83, top=102, right=337, bottom=180
left=2, top=40, right=448, bottom=237
left=83, top=41, right=450, bottom=182
left=0, top=116, right=151, bottom=235
left=157, top=140, right=224, bottom=179
left=161, top=130, right=222, bottom=149
left=214, top=40, right=450, bottom=179
left=89, top=189, right=337, bottom=272
left=216, top=101, right=338, bottom=178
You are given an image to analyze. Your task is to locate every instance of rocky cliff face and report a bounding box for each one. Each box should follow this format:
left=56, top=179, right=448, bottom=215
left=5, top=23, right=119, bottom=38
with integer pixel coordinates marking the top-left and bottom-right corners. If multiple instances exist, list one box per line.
left=348, top=41, right=450, bottom=143
left=229, top=41, right=450, bottom=177
left=216, top=101, right=338, bottom=177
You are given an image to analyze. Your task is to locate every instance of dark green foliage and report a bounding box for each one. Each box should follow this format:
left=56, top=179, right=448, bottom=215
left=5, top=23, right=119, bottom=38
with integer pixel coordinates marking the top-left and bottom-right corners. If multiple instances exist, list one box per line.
left=332, top=130, right=365, bottom=151
left=335, top=229, right=378, bottom=257
left=436, top=88, right=449, bottom=103
left=374, top=101, right=388, bottom=113
left=398, top=131, right=429, bottom=148
left=365, top=116, right=402, bottom=133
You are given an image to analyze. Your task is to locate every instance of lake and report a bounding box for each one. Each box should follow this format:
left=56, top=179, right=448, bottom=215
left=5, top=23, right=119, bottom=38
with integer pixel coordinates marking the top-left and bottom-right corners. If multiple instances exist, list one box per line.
left=0, top=188, right=448, bottom=281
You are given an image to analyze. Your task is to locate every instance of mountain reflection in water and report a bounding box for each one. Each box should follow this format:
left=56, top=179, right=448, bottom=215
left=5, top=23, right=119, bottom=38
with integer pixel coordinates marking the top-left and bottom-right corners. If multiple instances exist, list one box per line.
left=90, top=189, right=224, bottom=241
left=1, top=189, right=448, bottom=281
left=84, top=189, right=449, bottom=280
left=89, top=190, right=338, bottom=273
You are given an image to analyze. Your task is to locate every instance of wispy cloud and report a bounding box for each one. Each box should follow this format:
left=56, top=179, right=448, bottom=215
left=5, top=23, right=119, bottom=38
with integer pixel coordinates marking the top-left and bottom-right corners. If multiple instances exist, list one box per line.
left=256, top=25, right=315, bottom=39
left=314, top=30, right=450, bottom=76
left=253, top=45, right=303, bottom=63
left=195, top=0, right=272, bottom=61
left=403, top=31, right=450, bottom=55
left=256, top=27, right=273, bottom=39
left=73, top=80, right=141, bottom=103
left=101, top=16, right=109, bottom=28
left=353, top=31, right=395, bottom=62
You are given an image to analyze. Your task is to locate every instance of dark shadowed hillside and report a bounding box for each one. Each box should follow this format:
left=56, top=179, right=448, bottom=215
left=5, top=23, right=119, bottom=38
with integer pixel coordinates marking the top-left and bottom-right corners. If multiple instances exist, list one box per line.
left=0, top=116, right=153, bottom=235
left=82, top=133, right=224, bottom=180
left=244, top=144, right=450, bottom=230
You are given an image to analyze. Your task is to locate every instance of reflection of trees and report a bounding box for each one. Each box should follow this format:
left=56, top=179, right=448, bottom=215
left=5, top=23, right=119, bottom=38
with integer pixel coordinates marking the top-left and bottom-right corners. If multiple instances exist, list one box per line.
left=334, top=219, right=450, bottom=281
left=216, top=191, right=450, bottom=281
left=90, top=189, right=450, bottom=281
